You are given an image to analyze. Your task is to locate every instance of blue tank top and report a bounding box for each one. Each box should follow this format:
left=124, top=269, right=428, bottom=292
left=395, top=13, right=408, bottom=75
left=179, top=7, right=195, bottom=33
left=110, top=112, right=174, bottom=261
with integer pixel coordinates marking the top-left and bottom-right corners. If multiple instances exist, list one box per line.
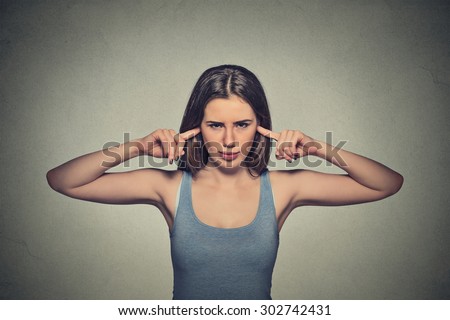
left=170, top=169, right=279, bottom=300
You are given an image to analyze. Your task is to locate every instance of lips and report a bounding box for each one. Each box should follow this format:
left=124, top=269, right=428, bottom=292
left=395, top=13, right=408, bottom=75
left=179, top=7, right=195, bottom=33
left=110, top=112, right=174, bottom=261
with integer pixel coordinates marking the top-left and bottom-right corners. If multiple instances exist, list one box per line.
left=220, top=152, right=240, bottom=155
left=219, top=151, right=240, bottom=160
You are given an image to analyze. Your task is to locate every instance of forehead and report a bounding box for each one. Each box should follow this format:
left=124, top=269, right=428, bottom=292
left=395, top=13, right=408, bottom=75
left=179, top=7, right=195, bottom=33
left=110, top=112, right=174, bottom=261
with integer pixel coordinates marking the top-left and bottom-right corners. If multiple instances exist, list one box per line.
left=203, top=96, right=256, bottom=120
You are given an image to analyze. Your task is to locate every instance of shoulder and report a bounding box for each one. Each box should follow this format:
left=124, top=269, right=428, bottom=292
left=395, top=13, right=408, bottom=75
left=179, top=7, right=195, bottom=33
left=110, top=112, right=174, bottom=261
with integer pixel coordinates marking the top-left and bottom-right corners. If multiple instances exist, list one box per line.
left=266, top=169, right=307, bottom=208
left=267, top=169, right=313, bottom=207
left=133, top=169, right=184, bottom=226
left=144, top=168, right=184, bottom=214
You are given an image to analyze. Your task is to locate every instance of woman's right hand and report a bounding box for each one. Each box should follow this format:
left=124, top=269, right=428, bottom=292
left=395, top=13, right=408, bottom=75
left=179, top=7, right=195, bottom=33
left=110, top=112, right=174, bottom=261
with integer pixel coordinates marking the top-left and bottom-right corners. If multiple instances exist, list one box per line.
left=139, top=128, right=201, bottom=164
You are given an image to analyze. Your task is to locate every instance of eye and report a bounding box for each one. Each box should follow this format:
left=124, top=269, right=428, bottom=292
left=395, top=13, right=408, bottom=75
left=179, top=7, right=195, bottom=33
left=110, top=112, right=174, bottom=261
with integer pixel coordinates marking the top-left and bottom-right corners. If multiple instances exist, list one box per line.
left=208, top=123, right=223, bottom=129
left=236, top=123, right=249, bottom=128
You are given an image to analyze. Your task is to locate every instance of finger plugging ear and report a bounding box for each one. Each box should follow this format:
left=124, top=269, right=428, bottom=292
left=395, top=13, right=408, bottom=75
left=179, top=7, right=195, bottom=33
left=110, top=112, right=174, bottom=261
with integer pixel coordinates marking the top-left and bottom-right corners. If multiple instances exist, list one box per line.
left=256, top=126, right=280, bottom=141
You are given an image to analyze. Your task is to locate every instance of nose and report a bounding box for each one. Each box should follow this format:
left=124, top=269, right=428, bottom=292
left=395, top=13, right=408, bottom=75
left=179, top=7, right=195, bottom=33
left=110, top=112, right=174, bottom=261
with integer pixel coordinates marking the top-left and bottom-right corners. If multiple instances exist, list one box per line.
left=223, top=128, right=236, bottom=148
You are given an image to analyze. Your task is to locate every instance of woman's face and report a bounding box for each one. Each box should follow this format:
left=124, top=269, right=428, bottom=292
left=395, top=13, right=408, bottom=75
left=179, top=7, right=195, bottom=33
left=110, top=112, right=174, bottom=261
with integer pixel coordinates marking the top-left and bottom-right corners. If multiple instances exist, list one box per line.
left=200, top=95, right=258, bottom=169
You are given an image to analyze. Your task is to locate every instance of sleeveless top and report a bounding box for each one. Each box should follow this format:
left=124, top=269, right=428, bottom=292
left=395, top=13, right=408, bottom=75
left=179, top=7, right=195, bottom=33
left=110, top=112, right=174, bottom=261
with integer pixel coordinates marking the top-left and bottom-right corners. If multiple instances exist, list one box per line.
left=169, top=169, right=279, bottom=300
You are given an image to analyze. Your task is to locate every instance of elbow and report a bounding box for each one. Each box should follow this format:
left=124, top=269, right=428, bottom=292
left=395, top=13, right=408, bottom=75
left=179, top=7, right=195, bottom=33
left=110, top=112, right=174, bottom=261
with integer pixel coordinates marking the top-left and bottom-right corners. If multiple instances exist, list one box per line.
left=384, top=173, right=404, bottom=197
left=46, top=169, right=63, bottom=192
left=46, top=169, right=57, bottom=190
left=393, top=173, right=404, bottom=194
left=46, top=169, right=78, bottom=197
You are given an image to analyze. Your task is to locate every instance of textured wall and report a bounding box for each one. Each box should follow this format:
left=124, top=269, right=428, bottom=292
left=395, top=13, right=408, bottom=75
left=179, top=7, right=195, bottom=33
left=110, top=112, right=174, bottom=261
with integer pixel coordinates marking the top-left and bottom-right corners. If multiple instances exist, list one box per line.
left=1, top=0, right=449, bottom=299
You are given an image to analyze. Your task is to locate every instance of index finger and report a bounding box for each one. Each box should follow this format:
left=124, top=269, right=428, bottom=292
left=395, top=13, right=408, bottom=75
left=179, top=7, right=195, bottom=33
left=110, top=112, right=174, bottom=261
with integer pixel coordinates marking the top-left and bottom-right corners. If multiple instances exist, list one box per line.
left=178, top=127, right=201, bottom=141
left=257, top=125, right=280, bottom=140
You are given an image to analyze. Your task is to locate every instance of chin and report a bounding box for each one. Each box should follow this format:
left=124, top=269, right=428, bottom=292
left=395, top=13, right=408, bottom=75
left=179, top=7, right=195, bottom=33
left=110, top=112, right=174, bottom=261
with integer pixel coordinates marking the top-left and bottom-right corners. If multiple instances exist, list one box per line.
left=208, top=155, right=248, bottom=170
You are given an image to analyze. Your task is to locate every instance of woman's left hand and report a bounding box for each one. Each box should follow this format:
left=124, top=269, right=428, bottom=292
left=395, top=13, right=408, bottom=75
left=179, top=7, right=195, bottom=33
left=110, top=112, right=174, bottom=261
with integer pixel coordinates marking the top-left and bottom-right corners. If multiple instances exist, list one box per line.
left=257, top=126, right=319, bottom=162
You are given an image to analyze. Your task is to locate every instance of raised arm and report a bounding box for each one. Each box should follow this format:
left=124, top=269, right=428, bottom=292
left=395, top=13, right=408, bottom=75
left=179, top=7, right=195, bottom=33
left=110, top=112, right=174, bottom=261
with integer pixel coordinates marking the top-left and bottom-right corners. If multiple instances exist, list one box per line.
left=257, top=126, right=404, bottom=207
left=46, top=128, right=200, bottom=205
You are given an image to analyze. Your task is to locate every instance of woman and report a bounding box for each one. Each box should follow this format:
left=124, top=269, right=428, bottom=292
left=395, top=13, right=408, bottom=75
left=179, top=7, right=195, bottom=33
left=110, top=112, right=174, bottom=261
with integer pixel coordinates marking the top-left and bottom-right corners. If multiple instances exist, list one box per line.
left=46, top=65, right=403, bottom=300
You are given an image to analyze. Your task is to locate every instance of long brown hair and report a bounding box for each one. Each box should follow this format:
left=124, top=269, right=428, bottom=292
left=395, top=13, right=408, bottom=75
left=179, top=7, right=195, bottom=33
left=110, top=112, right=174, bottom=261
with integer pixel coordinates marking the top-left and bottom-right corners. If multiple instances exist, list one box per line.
left=177, top=65, right=272, bottom=177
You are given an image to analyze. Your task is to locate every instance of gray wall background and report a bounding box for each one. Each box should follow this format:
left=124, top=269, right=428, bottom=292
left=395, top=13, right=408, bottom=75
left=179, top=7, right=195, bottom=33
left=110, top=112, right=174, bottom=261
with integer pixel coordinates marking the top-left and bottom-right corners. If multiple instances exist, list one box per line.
left=1, top=0, right=449, bottom=299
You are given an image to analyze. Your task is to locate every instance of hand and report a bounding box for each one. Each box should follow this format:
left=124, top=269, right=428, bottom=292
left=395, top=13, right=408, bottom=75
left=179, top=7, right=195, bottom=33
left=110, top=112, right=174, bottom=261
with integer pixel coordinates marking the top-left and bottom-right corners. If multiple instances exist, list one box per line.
left=257, top=126, right=319, bottom=162
left=140, top=128, right=201, bottom=164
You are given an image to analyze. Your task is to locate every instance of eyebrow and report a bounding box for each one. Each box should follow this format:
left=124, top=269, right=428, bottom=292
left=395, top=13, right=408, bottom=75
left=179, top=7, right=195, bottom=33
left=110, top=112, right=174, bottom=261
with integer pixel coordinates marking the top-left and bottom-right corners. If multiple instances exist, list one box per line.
left=205, top=119, right=253, bottom=124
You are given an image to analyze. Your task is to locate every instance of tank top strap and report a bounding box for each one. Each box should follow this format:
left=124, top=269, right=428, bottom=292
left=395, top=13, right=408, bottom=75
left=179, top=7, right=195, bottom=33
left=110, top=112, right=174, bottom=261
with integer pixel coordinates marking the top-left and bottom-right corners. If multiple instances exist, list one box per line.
left=258, top=170, right=276, bottom=218
left=174, top=170, right=192, bottom=217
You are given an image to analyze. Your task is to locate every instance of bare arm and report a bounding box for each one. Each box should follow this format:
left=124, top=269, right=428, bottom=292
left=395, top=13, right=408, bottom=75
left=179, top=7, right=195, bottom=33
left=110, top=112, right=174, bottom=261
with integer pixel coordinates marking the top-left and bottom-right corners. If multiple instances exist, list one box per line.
left=257, top=126, right=403, bottom=207
left=46, top=128, right=200, bottom=205
left=291, top=139, right=403, bottom=206
left=46, top=138, right=161, bottom=204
